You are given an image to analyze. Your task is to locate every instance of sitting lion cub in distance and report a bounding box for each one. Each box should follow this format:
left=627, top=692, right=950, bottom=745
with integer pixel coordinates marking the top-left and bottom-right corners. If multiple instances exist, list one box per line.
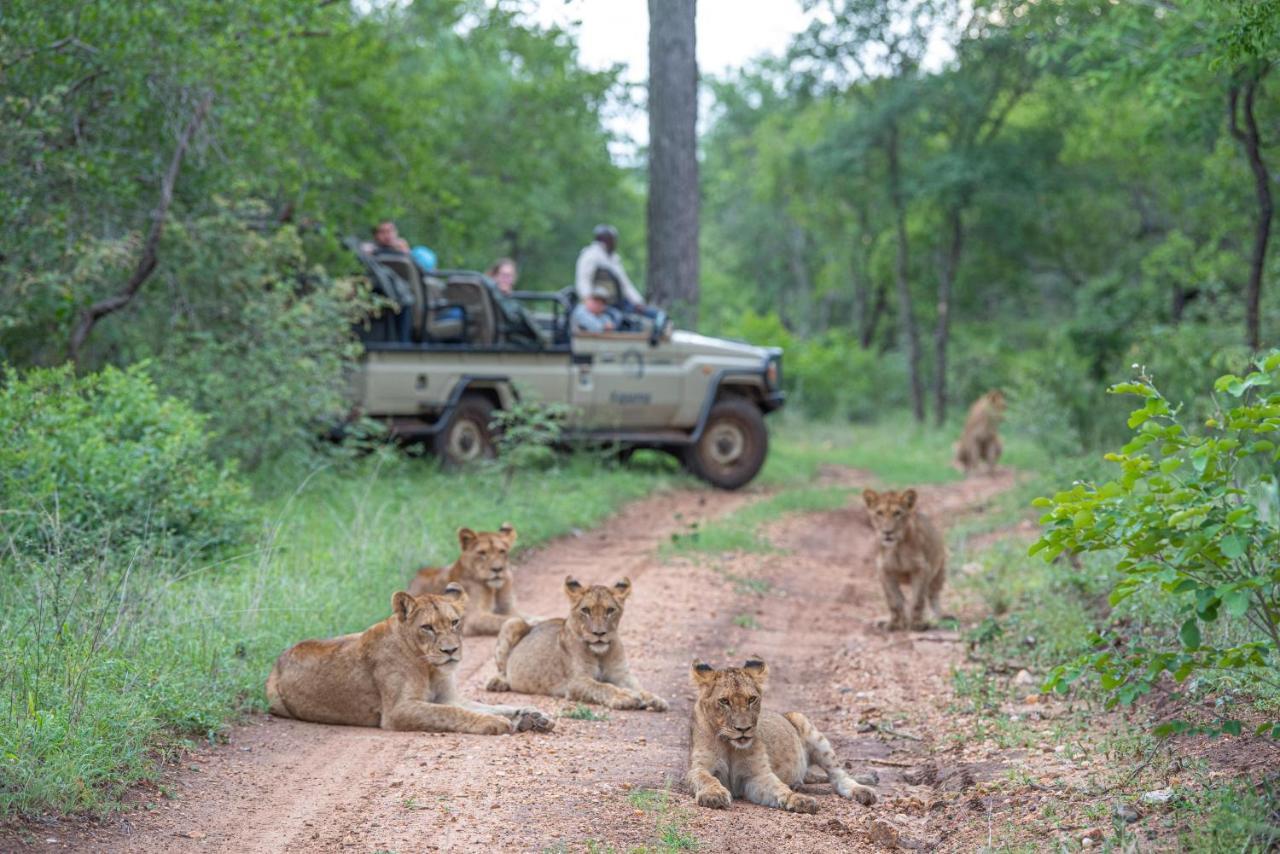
left=687, top=658, right=875, bottom=813
left=485, top=576, right=668, bottom=711
left=863, top=488, right=947, bottom=631
left=266, top=584, right=553, bottom=735
left=953, top=389, right=1006, bottom=475
left=408, top=523, right=525, bottom=635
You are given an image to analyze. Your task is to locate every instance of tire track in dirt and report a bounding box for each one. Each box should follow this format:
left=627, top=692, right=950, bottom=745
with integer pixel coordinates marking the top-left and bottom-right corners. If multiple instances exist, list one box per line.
left=22, top=471, right=1018, bottom=853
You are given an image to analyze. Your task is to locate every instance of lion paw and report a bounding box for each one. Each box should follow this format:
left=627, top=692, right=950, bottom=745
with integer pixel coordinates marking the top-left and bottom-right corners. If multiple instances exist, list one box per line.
left=477, top=715, right=512, bottom=736
left=514, top=708, right=555, bottom=733
left=485, top=675, right=510, bottom=692
left=783, top=792, right=819, bottom=814
left=609, top=691, right=648, bottom=710
left=641, top=693, right=669, bottom=712
left=850, top=785, right=876, bottom=806
left=695, top=786, right=732, bottom=809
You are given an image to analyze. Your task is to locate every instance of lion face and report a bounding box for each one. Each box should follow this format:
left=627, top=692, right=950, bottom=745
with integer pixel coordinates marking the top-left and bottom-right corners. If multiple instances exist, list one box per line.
left=863, top=488, right=918, bottom=546
left=563, top=576, right=630, bottom=654
left=392, top=585, right=468, bottom=667
left=691, top=659, right=767, bottom=750
left=983, top=390, right=1007, bottom=416
left=457, top=523, right=517, bottom=590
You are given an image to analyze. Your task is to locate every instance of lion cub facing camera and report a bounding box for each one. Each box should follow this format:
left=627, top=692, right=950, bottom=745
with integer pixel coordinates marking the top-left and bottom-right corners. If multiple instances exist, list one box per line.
left=485, top=576, right=667, bottom=711
left=862, top=488, right=947, bottom=631
left=686, top=659, right=875, bottom=813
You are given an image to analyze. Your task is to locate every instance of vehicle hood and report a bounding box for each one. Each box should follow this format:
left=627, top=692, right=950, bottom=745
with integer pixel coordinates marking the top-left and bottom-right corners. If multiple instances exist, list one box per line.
left=668, top=330, right=777, bottom=361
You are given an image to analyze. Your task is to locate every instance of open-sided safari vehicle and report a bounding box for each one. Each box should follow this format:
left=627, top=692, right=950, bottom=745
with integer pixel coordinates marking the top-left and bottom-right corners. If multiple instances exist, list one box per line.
left=346, top=242, right=785, bottom=489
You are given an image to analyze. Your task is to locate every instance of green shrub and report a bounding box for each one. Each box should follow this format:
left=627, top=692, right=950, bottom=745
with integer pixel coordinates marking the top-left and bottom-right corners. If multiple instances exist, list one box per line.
left=1033, top=354, right=1280, bottom=736
left=0, top=363, right=252, bottom=557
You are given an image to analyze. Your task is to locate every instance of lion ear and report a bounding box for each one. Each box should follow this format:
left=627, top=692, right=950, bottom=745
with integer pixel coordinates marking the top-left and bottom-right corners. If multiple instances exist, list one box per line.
left=862, top=488, right=879, bottom=507
left=742, top=658, right=769, bottom=687
left=564, top=576, right=585, bottom=601
left=691, top=659, right=718, bottom=687
left=498, top=522, right=517, bottom=545
left=441, top=582, right=469, bottom=613
left=458, top=527, right=479, bottom=550
left=612, top=577, right=632, bottom=601
left=902, top=489, right=917, bottom=510
left=392, top=591, right=416, bottom=622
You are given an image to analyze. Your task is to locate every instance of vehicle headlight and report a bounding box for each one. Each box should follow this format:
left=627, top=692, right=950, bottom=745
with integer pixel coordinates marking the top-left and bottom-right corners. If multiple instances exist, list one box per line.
left=766, top=358, right=780, bottom=388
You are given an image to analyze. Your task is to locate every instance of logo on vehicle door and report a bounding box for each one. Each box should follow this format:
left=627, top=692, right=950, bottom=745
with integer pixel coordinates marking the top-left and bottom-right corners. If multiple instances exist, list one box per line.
left=621, top=349, right=645, bottom=378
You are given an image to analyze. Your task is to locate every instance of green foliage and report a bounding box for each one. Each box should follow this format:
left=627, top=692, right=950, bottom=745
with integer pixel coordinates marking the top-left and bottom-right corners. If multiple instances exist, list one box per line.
left=1034, top=355, right=1280, bottom=735
left=490, top=393, right=574, bottom=475
left=0, top=363, right=251, bottom=557
left=560, top=703, right=609, bottom=722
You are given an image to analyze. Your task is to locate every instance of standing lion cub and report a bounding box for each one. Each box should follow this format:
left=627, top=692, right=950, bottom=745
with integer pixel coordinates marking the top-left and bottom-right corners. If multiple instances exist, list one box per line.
left=266, top=584, right=553, bottom=735
left=953, top=389, right=1006, bottom=475
left=407, top=523, right=525, bottom=635
left=862, top=488, right=947, bottom=631
left=686, top=658, right=875, bottom=813
left=485, top=576, right=667, bottom=711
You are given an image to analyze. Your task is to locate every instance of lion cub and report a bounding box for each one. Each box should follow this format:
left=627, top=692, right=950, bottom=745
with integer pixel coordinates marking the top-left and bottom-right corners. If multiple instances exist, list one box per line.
left=408, top=523, right=524, bottom=635
left=266, top=584, right=553, bottom=735
left=687, top=659, right=875, bottom=813
left=863, top=488, right=947, bottom=631
left=953, top=389, right=1006, bottom=475
left=485, top=576, right=667, bottom=711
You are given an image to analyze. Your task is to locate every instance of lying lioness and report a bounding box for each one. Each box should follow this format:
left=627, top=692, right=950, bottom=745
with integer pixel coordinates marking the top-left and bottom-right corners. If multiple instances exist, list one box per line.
left=485, top=576, right=667, bottom=711
left=687, top=659, right=875, bottom=813
left=407, top=523, right=525, bottom=635
left=266, top=584, right=553, bottom=735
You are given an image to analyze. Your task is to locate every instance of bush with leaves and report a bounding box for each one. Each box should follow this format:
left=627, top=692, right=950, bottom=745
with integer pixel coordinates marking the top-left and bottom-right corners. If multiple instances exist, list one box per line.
left=1033, top=354, right=1280, bottom=737
left=489, top=394, right=574, bottom=485
left=0, top=363, right=252, bottom=559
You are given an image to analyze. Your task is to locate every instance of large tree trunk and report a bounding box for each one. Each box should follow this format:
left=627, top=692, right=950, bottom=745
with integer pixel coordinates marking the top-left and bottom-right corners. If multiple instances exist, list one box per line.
left=886, top=119, right=925, bottom=423
left=1228, top=69, right=1273, bottom=352
left=932, top=206, right=963, bottom=426
left=646, top=0, right=700, bottom=323
left=860, top=280, right=889, bottom=350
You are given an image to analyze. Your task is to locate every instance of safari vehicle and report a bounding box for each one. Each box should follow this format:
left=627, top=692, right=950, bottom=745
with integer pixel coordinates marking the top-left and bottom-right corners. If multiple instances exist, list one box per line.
left=347, top=243, right=784, bottom=489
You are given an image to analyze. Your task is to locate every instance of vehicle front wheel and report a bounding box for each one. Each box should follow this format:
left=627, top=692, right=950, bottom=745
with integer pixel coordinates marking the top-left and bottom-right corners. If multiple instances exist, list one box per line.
left=433, top=394, right=497, bottom=467
left=685, top=398, right=768, bottom=490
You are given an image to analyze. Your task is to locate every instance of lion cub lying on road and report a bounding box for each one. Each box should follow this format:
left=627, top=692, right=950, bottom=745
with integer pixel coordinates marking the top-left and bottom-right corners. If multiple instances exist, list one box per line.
left=408, top=523, right=524, bottom=636
left=863, top=488, right=947, bottom=631
left=266, top=585, right=552, bottom=735
left=954, top=389, right=1006, bottom=475
left=687, top=659, right=875, bottom=813
left=486, top=576, right=668, bottom=711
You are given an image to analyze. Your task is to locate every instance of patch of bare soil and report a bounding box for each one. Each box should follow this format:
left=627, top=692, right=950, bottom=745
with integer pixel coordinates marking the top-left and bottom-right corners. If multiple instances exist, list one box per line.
left=15, top=466, right=1183, bottom=854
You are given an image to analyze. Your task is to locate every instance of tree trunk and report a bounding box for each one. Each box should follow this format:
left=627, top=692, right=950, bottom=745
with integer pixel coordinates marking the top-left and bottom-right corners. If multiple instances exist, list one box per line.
left=1228, top=70, right=1273, bottom=352
left=646, top=0, right=699, bottom=324
left=932, top=206, right=963, bottom=426
left=886, top=119, right=925, bottom=423
left=861, top=280, right=889, bottom=350
left=68, top=92, right=213, bottom=363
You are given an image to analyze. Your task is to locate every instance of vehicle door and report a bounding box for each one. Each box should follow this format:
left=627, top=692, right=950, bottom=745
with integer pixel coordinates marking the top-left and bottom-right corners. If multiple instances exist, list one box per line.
left=570, top=332, right=684, bottom=428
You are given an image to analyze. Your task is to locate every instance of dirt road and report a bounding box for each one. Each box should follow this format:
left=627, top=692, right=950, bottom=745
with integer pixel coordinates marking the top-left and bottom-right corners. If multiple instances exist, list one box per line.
left=31, top=469, right=1019, bottom=853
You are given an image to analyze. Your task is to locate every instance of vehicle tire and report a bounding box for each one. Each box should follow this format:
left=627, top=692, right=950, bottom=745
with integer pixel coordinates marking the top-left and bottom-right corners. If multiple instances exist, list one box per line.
left=433, top=394, right=497, bottom=467
left=685, top=398, right=768, bottom=490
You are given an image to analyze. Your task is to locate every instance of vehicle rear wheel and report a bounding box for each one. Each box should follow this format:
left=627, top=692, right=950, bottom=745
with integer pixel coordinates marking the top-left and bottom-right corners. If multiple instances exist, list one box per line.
left=685, top=398, right=768, bottom=490
left=433, top=394, right=497, bottom=467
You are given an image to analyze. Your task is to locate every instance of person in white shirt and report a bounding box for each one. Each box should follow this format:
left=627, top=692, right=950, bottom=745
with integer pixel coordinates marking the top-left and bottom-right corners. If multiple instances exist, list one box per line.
left=574, top=225, right=650, bottom=314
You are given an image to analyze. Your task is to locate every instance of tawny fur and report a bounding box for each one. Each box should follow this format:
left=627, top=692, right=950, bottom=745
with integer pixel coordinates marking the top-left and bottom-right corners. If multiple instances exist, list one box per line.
left=863, top=488, right=947, bottom=631
left=686, top=659, right=876, bottom=813
left=953, top=390, right=1006, bottom=475
left=407, top=523, right=525, bottom=635
left=485, top=576, right=667, bottom=712
left=266, top=585, right=552, bottom=735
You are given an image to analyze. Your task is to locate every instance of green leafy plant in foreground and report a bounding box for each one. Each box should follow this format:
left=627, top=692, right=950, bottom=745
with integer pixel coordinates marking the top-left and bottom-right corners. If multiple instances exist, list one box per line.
left=1033, top=354, right=1280, bottom=737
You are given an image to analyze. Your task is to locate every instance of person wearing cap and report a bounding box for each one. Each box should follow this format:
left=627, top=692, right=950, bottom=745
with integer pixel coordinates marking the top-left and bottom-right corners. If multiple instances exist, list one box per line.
left=571, top=286, right=621, bottom=334
left=574, top=225, right=648, bottom=313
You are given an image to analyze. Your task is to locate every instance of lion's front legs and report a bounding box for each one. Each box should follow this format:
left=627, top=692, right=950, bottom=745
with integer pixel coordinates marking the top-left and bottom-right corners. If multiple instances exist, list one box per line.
left=879, top=569, right=907, bottom=630
left=607, top=669, right=668, bottom=712
left=383, top=700, right=510, bottom=735
left=742, top=771, right=818, bottom=814
left=462, top=609, right=513, bottom=636
left=688, top=756, right=731, bottom=809
left=456, top=699, right=554, bottom=733
left=908, top=568, right=932, bottom=631
left=565, top=676, right=646, bottom=710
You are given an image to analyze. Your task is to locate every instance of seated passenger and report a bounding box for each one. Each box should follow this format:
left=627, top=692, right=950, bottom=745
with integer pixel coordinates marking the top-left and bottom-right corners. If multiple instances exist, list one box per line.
left=574, top=225, right=659, bottom=321
left=572, top=287, right=621, bottom=334
left=371, top=219, right=411, bottom=255
left=488, top=257, right=518, bottom=295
